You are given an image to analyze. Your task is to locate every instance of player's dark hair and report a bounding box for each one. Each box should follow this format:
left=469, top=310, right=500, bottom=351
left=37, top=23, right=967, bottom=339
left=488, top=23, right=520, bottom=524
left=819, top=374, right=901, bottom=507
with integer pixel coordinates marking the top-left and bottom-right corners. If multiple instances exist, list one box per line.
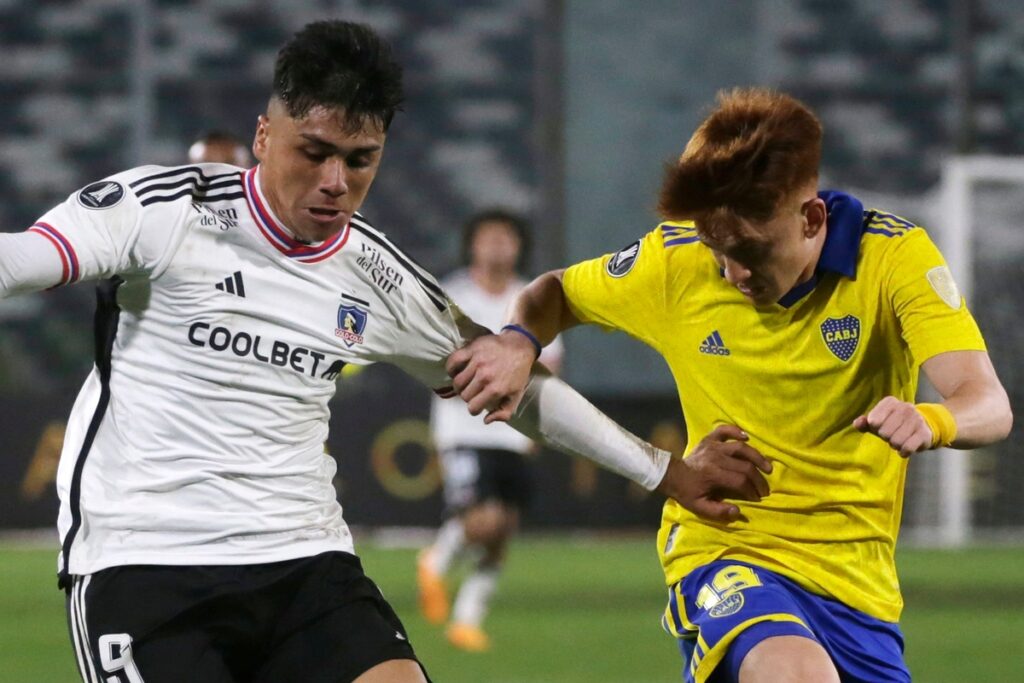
left=273, top=20, right=404, bottom=132
left=658, top=87, right=822, bottom=241
left=461, top=208, right=530, bottom=270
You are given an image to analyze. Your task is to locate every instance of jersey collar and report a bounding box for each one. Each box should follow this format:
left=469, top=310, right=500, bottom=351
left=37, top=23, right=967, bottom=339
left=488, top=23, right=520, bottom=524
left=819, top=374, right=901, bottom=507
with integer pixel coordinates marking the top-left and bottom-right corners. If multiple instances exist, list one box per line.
left=816, top=190, right=863, bottom=279
left=242, top=165, right=350, bottom=263
left=774, top=190, right=864, bottom=308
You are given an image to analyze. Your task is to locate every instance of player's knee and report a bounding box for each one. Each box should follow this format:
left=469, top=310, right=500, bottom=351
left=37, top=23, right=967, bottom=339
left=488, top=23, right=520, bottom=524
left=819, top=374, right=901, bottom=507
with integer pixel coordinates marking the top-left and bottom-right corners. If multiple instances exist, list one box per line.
left=462, top=503, right=512, bottom=545
left=738, top=635, right=839, bottom=683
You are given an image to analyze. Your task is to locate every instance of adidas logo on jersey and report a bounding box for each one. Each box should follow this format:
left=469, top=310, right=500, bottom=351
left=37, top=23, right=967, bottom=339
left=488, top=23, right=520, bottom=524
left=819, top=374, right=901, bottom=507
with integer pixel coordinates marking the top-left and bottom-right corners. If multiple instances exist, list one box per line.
left=215, top=271, right=246, bottom=297
left=698, top=330, right=730, bottom=356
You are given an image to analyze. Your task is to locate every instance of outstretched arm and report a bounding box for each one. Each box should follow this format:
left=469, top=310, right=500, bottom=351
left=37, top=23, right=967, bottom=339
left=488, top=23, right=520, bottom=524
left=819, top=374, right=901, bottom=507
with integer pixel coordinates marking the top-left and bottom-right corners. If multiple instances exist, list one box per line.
left=506, top=367, right=771, bottom=523
left=447, top=269, right=576, bottom=422
left=401, top=265, right=771, bottom=522
left=435, top=295, right=772, bottom=523
left=853, top=350, right=1012, bottom=456
left=0, top=230, right=78, bottom=297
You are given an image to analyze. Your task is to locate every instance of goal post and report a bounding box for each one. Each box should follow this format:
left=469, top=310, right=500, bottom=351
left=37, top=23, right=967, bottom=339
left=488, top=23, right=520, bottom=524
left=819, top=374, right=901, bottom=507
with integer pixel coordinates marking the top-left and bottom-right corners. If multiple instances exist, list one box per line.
left=921, top=155, right=1024, bottom=546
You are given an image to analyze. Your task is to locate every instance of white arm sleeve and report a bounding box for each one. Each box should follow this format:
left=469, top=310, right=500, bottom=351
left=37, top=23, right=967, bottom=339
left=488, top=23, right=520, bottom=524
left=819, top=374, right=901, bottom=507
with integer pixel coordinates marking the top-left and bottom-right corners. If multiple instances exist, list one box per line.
left=508, top=373, right=671, bottom=490
left=381, top=264, right=670, bottom=488
left=0, top=231, right=69, bottom=297
left=0, top=166, right=183, bottom=299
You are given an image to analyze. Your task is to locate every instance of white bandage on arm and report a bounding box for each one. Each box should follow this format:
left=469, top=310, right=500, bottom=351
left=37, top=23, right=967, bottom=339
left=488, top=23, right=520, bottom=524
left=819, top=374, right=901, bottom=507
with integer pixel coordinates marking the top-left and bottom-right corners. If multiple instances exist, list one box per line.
left=0, top=232, right=67, bottom=298
left=508, top=373, right=671, bottom=490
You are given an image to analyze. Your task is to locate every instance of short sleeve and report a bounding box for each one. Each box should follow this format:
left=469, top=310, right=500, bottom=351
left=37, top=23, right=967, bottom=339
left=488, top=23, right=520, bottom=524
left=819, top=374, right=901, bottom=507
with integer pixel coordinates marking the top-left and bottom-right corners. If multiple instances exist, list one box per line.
left=885, top=229, right=986, bottom=362
left=374, top=279, right=475, bottom=391
left=561, top=228, right=668, bottom=350
left=28, top=167, right=180, bottom=286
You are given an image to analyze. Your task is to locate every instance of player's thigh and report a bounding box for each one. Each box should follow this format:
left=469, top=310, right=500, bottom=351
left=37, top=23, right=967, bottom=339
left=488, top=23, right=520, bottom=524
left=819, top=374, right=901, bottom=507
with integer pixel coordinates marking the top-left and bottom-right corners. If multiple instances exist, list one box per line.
left=668, top=561, right=827, bottom=683
left=738, top=635, right=839, bottom=683
left=67, top=572, right=236, bottom=683
left=668, top=560, right=908, bottom=683
left=255, top=555, right=430, bottom=683
left=354, top=659, right=428, bottom=683
left=487, top=447, right=533, bottom=512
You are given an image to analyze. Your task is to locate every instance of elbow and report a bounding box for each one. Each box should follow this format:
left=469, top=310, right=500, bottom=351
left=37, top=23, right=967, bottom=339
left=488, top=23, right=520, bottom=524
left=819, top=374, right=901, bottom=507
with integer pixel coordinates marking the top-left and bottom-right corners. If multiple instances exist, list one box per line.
left=984, top=385, right=1014, bottom=443
left=996, top=399, right=1013, bottom=442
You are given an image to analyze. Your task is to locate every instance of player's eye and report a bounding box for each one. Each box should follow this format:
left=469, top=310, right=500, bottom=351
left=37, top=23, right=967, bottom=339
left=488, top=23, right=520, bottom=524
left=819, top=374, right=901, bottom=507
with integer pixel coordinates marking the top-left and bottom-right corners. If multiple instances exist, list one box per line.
left=301, top=148, right=329, bottom=163
left=347, top=154, right=373, bottom=169
left=729, top=243, right=770, bottom=266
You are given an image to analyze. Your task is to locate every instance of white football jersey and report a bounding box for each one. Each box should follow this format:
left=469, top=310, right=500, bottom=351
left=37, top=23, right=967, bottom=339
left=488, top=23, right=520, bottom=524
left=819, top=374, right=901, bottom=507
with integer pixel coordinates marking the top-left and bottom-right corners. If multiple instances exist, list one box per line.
left=430, top=269, right=563, bottom=454
left=26, top=164, right=467, bottom=578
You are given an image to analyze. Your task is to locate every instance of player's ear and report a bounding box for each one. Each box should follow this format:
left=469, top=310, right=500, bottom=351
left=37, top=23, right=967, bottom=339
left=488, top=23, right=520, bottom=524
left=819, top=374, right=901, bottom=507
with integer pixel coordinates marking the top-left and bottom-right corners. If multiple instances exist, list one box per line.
left=253, top=114, right=270, bottom=162
left=802, top=197, right=827, bottom=238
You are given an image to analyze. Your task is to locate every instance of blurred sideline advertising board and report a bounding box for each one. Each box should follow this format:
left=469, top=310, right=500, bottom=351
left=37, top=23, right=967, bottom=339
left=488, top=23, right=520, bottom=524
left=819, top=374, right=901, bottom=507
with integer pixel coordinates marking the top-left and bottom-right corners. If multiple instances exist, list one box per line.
left=0, top=364, right=684, bottom=530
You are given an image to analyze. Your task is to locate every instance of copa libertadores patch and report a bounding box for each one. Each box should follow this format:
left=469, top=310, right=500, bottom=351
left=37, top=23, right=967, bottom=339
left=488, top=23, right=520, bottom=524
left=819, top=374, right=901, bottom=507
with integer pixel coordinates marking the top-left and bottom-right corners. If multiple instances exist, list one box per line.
left=606, top=239, right=641, bottom=278
left=77, top=181, right=125, bottom=210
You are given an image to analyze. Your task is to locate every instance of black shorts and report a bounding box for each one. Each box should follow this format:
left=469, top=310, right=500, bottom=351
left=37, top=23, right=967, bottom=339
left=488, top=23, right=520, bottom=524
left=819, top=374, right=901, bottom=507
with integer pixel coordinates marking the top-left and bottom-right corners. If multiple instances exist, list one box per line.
left=440, top=446, right=532, bottom=513
left=65, top=551, right=429, bottom=683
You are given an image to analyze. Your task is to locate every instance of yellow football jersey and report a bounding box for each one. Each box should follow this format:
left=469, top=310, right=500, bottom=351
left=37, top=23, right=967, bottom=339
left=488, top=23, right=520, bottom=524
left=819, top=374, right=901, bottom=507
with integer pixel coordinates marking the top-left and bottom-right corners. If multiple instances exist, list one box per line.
left=562, top=192, right=986, bottom=622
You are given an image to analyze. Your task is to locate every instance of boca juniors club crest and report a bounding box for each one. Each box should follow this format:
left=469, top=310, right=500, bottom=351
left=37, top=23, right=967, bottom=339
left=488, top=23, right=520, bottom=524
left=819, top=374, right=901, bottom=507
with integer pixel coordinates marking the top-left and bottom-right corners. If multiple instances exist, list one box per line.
left=820, top=315, right=861, bottom=362
left=336, top=304, right=368, bottom=347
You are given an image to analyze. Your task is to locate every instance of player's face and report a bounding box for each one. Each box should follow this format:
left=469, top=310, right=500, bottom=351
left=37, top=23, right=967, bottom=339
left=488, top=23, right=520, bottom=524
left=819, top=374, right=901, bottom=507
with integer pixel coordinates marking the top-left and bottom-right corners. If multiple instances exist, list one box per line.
left=702, top=197, right=826, bottom=306
left=470, top=221, right=521, bottom=273
left=254, top=101, right=386, bottom=243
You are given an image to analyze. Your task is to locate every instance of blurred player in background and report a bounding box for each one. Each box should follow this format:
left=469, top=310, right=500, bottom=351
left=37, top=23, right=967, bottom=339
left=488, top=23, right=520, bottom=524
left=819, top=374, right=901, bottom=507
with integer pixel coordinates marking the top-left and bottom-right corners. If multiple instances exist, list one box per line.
left=0, top=21, right=772, bottom=683
left=418, top=209, right=564, bottom=652
left=447, top=88, right=1012, bottom=682
left=187, top=129, right=253, bottom=166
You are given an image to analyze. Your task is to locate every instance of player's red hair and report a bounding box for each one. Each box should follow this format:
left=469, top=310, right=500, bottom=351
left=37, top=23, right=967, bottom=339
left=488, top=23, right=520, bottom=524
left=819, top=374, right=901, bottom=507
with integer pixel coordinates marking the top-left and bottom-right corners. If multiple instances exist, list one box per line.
left=658, top=88, right=822, bottom=241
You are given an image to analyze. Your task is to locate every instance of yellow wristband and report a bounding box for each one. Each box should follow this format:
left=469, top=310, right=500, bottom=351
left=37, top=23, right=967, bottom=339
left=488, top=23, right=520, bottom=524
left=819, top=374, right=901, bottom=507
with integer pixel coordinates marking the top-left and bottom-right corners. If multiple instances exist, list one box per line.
left=915, top=403, right=958, bottom=448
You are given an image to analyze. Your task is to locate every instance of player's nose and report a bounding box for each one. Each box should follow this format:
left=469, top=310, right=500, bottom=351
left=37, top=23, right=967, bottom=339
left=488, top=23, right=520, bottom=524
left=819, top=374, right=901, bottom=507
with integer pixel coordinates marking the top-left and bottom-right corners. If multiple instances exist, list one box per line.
left=722, top=258, right=751, bottom=285
left=319, top=159, right=349, bottom=197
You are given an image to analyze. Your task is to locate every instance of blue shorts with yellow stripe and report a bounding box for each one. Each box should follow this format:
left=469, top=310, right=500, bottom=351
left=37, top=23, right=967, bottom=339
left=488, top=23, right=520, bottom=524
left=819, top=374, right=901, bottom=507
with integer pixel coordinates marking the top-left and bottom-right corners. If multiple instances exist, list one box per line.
left=662, top=560, right=910, bottom=683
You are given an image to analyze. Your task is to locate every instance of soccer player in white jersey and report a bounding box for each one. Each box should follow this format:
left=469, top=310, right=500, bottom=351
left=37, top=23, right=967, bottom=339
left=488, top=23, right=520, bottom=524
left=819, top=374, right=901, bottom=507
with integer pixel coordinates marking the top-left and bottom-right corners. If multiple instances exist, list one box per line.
left=418, top=210, right=564, bottom=651
left=188, top=130, right=253, bottom=167
left=0, top=21, right=771, bottom=683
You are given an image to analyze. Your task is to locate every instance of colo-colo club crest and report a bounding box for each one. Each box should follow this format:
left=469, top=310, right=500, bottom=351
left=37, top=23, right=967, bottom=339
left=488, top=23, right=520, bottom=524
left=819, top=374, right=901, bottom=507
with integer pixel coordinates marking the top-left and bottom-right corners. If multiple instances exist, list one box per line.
left=820, top=314, right=860, bottom=361
left=336, top=304, right=368, bottom=347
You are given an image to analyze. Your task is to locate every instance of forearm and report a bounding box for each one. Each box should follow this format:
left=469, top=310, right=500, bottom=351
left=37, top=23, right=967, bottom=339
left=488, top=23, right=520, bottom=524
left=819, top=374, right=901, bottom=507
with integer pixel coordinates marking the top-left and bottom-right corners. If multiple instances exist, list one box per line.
left=507, top=371, right=670, bottom=490
left=920, top=351, right=1013, bottom=449
left=505, top=270, right=579, bottom=346
left=941, top=380, right=1012, bottom=449
left=0, top=232, right=68, bottom=298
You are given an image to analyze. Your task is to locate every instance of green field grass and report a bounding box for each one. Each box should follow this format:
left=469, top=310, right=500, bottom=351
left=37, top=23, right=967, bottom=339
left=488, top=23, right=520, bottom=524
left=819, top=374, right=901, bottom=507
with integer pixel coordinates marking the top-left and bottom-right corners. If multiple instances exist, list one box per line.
left=1, top=538, right=1022, bottom=682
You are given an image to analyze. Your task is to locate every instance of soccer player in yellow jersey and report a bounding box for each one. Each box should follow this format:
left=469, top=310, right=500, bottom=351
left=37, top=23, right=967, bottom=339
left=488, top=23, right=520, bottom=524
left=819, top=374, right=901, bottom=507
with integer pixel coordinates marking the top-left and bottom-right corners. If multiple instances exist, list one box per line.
left=446, top=88, right=1012, bottom=682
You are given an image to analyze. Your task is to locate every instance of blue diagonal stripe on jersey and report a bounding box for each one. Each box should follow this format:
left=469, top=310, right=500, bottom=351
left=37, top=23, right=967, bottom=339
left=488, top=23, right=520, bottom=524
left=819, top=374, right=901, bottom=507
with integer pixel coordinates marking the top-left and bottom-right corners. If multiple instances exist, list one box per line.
left=871, top=211, right=915, bottom=229
left=871, top=217, right=911, bottom=231
left=664, top=236, right=702, bottom=246
left=864, top=226, right=906, bottom=238
left=712, top=330, right=725, bottom=346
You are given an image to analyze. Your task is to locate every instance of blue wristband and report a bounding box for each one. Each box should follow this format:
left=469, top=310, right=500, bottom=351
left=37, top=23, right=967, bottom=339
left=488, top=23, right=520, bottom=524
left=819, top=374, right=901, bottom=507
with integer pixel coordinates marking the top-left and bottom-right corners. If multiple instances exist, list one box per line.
left=501, top=324, right=542, bottom=359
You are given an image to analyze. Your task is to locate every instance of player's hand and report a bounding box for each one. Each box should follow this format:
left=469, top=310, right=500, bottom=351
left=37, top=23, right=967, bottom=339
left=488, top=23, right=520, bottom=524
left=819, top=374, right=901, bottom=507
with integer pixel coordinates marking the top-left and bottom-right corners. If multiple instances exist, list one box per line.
left=655, top=424, right=772, bottom=523
left=446, top=330, right=537, bottom=423
left=853, top=396, right=933, bottom=457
